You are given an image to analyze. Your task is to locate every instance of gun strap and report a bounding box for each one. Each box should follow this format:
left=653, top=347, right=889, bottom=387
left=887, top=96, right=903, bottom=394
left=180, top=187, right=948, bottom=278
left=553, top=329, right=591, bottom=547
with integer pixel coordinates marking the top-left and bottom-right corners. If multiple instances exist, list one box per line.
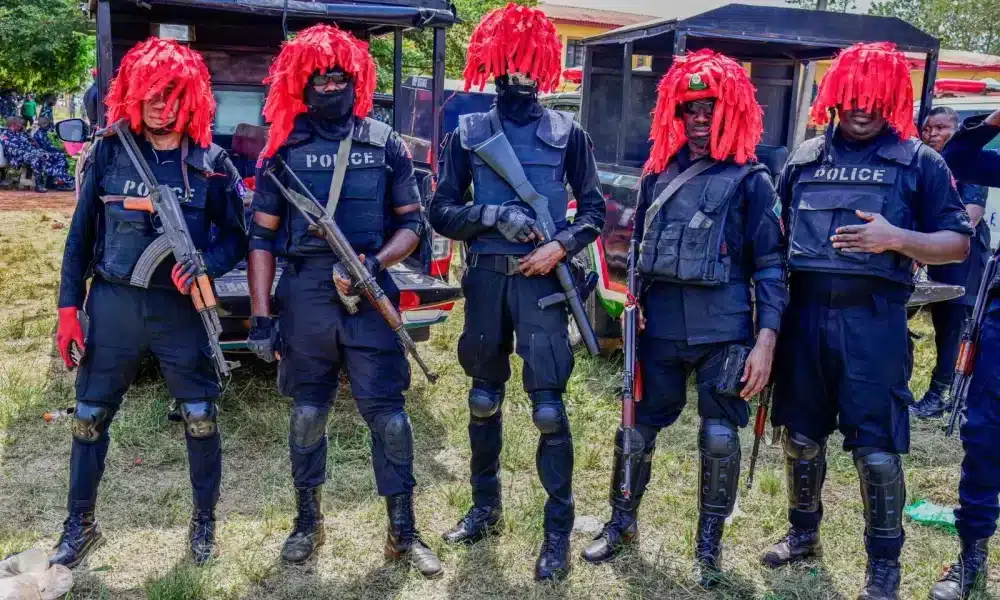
left=114, top=122, right=160, bottom=190
left=180, top=135, right=192, bottom=200
left=643, top=158, right=716, bottom=233
left=325, top=136, right=353, bottom=218
left=477, top=109, right=541, bottom=209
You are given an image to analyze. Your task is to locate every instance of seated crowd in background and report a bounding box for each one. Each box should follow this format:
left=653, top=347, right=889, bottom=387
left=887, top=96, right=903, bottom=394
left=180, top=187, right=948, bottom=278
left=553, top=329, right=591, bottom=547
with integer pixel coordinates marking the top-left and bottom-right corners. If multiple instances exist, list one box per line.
left=0, top=116, right=75, bottom=192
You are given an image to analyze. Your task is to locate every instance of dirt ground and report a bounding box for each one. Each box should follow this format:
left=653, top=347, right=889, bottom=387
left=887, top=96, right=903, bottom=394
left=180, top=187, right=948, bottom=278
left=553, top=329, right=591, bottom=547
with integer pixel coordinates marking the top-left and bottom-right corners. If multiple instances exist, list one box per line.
left=0, top=190, right=75, bottom=212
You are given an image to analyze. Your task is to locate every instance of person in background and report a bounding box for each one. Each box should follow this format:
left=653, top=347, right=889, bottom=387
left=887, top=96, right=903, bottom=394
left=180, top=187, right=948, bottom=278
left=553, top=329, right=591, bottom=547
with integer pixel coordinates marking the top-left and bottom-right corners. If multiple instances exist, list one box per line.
left=31, top=115, right=75, bottom=191
left=40, top=95, right=55, bottom=123
left=929, top=107, right=1000, bottom=600
left=0, top=89, right=17, bottom=123
left=20, top=94, right=37, bottom=127
left=0, top=117, right=71, bottom=193
left=84, top=69, right=99, bottom=126
left=911, top=106, right=991, bottom=419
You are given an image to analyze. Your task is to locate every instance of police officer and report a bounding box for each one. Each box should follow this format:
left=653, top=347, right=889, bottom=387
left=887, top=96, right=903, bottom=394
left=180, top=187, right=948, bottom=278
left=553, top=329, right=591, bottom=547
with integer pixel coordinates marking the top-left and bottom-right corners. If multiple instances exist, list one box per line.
left=928, top=106, right=1000, bottom=599
left=764, top=42, right=972, bottom=600
left=53, top=38, right=248, bottom=567
left=246, top=24, right=441, bottom=577
left=31, top=115, right=76, bottom=192
left=428, top=4, right=606, bottom=581
left=579, top=50, right=787, bottom=587
left=911, top=106, right=991, bottom=419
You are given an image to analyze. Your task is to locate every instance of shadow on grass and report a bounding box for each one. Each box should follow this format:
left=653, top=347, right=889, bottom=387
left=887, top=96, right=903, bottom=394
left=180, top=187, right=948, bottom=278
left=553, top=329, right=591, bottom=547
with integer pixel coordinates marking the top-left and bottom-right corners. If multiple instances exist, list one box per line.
left=760, top=558, right=849, bottom=600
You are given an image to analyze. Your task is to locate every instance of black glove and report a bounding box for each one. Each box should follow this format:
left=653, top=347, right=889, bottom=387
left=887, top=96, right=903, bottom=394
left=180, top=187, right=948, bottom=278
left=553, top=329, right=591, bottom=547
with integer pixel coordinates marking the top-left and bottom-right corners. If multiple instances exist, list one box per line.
left=248, top=316, right=280, bottom=363
left=332, top=256, right=382, bottom=298
left=481, top=205, right=540, bottom=244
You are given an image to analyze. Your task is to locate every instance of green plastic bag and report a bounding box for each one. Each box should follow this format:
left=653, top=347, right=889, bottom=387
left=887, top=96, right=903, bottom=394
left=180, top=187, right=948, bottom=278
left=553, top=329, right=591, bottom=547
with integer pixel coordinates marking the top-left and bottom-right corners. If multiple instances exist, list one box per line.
left=904, top=499, right=957, bottom=534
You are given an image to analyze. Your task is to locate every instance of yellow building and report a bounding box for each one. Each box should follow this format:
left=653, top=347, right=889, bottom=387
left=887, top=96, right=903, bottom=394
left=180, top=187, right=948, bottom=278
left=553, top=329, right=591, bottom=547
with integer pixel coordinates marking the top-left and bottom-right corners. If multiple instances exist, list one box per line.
left=538, top=3, right=656, bottom=77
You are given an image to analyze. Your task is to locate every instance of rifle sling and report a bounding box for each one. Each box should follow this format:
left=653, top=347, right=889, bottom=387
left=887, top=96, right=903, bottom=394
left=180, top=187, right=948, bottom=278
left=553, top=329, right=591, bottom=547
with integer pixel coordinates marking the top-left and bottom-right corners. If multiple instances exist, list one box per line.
left=325, top=136, right=353, bottom=218
left=476, top=109, right=542, bottom=210
left=643, top=158, right=716, bottom=234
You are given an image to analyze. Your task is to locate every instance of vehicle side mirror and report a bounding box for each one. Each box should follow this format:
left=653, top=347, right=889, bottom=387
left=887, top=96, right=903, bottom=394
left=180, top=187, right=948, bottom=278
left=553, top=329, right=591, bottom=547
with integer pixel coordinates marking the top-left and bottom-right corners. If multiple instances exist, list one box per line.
left=56, top=118, right=88, bottom=143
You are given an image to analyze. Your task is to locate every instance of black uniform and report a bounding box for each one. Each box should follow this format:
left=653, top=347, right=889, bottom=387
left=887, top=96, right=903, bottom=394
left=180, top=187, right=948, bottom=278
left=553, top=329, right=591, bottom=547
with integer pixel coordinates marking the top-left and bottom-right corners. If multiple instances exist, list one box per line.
left=429, top=97, right=604, bottom=551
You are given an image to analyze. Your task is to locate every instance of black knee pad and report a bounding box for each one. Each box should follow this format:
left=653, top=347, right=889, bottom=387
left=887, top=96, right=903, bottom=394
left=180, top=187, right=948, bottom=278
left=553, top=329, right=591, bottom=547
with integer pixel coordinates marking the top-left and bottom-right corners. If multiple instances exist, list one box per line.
left=468, top=381, right=503, bottom=420
left=782, top=429, right=827, bottom=513
left=530, top=391, right=567, bottom=435
left=71, top=403, right=112, bottom=442
left=181, top=401, right=218, bottom=439
left=375, top=411, right=414, bottom=466
left=854, top=449, right=905, bottom=539
left=698, top=418, right=741, bottom=517
left=290, top=404, right=330, bottom=449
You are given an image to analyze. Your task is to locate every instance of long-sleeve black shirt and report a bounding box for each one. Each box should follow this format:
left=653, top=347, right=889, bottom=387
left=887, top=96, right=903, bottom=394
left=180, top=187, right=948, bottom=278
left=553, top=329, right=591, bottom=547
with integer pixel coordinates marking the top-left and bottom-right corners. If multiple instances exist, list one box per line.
left=428, top=115, right=606, bottom=257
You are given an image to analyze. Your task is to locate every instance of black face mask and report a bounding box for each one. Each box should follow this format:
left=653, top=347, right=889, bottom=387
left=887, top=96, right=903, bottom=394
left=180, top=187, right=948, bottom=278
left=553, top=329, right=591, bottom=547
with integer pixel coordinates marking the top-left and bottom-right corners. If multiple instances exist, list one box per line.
left=305, top=80, right=355, bottom=123
left=496, top=76, right=542, bottom=125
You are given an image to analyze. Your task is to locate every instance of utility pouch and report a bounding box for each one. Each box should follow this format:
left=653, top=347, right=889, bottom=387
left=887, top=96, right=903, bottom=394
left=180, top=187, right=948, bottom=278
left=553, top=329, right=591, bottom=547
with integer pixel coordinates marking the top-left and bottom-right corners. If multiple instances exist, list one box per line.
left=715, top=344, right=751, bottom=396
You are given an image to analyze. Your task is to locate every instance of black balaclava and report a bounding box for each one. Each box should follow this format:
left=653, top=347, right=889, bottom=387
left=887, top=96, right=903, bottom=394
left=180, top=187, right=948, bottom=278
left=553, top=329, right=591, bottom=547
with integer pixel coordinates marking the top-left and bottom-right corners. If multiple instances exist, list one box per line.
left=305, top=78, right=356, bottom=139
left=496, top=75, right=543, bottom=125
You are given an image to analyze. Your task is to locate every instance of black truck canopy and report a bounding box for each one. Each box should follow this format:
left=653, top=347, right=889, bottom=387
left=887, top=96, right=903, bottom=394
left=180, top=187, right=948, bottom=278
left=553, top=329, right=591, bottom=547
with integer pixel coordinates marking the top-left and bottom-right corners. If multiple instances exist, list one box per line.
left=580, top=3, right=940, bottom=172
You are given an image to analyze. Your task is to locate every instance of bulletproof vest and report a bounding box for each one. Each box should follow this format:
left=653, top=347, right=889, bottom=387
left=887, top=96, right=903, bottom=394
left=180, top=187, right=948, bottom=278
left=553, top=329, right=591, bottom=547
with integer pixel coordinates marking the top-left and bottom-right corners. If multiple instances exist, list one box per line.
left=282, top=117, right=391, bottom=256
left=638, top=161, right=754, bottom=285
left=97, top=138, right=219, bottom=283
left=459, top=109, right=573, bottom=255
left=786, top=135, right=919, bottom=286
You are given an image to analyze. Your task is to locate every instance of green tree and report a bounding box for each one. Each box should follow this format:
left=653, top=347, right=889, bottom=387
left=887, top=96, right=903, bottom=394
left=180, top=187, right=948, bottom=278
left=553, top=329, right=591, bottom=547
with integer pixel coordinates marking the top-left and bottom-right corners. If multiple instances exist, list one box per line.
left=0, top=0, right=95, bottom=95
left=371, top=0, right=534, bottom=92
left=785, top=0, right=858, bottom=12
left=869, top=0, right=1000, bottom=55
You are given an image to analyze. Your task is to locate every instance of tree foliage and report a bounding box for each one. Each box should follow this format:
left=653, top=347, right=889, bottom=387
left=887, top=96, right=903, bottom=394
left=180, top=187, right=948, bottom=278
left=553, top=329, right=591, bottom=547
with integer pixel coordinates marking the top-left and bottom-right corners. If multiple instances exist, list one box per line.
left=869, top=0, right=1000, bottom=55
left=0, top=0, right=95, bottom=95
left=784, top=0, right=858, bottom=13
left=371, top=0, right=533, bottom=92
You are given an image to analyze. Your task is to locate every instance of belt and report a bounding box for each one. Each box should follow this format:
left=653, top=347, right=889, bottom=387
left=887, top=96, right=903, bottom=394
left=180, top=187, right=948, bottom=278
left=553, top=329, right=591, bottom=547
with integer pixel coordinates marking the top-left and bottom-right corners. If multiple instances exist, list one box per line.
left=467, top=253, right=523, bottom=276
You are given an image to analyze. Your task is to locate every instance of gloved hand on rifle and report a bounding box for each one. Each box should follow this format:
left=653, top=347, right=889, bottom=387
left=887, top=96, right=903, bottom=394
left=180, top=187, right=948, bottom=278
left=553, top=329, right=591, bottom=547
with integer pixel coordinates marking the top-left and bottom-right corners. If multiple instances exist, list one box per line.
left=56, top=307, right=85, bottom=369
left=171, top=258, right=199, bottom=295
left=248, top=316, right=280, bottom=363
left=481, top=205, right=543, bottom=244
left=332, top=255, right=382, bottom=298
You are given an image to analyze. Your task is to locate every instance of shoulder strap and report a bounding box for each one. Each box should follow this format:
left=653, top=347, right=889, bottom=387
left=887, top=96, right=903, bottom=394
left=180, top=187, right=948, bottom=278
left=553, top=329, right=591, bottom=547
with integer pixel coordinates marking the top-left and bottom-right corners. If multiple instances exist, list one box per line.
left=325, top=136, right=353, bottom=218
left=644, top=159, right=716, bottom=233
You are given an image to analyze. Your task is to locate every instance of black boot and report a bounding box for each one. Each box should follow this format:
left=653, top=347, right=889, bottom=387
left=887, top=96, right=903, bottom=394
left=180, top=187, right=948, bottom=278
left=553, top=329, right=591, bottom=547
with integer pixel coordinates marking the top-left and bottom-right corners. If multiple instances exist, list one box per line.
left=582, top=426, right=653, bottom=564
left=188, top=509, right=217, bottom=565
left=535, top=531, right=570, bottom=582
left=441, top=503, right=502, bottom=544
left=930, top=538, right=989, bottom=600
left=857, top=557, right=901, bottom=600
left=281, top=486, right=325, bottom=564
left=695, top=515, right=726, bottom=588
left=762, top=526, right=823, bottom=568
left=385, top=493, right=443, bottom=579
left=911, top=382, right=952, bottom=419
left=51, top=511, right=103, bottom=568
left=34, top=172, right=47, bottom=193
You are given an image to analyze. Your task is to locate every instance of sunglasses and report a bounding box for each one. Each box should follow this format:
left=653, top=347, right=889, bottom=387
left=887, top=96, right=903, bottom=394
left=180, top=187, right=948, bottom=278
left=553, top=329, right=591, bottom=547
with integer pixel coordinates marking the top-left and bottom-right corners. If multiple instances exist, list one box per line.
left=311, top=71, right=351, bottom=87
left=684, top=101, right=715, bottom=117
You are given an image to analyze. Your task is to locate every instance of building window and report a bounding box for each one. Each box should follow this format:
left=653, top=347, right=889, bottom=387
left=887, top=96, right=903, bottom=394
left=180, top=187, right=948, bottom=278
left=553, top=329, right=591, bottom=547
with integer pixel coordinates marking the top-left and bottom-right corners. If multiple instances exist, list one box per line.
left=566, top=39, right=584, bottom=68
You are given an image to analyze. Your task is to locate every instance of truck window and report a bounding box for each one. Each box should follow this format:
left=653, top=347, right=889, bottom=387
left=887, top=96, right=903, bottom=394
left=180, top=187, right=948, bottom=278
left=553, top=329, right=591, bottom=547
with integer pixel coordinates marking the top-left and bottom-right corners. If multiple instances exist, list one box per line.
left=213, top=89, right=265, bottom=135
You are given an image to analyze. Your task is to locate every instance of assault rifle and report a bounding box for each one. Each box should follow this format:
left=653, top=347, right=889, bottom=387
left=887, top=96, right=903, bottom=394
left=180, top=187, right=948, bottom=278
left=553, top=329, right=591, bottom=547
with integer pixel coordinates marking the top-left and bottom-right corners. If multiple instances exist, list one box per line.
left=99, top=120, right=236, bottom=377
left=265, top=155, right=439, bottom=384
left=947, top=250, right=999, bottom=436
left=618, top=239, right=644, bottom=500
left=746, top=383, right=772, bottom=490
left=470, top=114, right=601, bottom=356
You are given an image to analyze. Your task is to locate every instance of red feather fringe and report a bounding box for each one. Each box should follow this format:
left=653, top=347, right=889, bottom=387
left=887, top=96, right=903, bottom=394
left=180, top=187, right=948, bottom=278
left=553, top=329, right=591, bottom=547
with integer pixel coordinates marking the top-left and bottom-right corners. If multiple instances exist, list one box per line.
left=810, top=42, right=916, bottom=139
left=105, top=38, right=216, bottom=148
left=260, top=24, right=377, bottom=160
left=646, top=49, right=763, bottom=173
left=463, top=3, right=563, bottom=93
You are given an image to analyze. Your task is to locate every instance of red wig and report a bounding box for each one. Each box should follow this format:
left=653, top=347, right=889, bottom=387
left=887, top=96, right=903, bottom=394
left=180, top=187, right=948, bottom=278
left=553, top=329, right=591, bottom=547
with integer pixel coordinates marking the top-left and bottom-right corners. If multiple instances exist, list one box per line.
left=260, top=24, right=376, bottom=160
left=646, top=49, right=762, bottom=173
left=105, top=38, right=216, bottom=148
left=463, top=3, right=563, bottom=93
left=810, top=42, right=917, bottom=139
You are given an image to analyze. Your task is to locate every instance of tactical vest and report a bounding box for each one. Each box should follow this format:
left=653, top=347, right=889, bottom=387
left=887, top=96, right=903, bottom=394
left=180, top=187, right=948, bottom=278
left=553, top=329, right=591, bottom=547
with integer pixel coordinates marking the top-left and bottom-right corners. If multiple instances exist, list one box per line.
left=459, top=109, right=574, bottom=255
left=282, top=117, right=391, bottom=257
left=638, top=162, right=755, bottom=286
left=786, top=136, right=919, bottom=286
left=97, top=138, right=218, bottom=283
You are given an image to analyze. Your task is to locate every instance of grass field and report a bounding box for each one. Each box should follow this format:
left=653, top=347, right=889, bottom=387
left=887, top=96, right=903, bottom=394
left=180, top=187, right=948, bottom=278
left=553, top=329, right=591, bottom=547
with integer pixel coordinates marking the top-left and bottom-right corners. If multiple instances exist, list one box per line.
left=0, top=201, right=996, bottom=599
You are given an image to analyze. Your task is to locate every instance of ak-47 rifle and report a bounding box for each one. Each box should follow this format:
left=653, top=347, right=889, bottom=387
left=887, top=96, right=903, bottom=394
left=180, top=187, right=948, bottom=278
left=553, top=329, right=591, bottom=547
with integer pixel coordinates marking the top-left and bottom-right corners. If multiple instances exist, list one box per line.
left=99, top=120, right=236, bottom=377
left=618, top=239, right=644, bottom=500
left=746, top=383, right=772, bottom=490
left=947, top=250, right=999, bottom=436
left=265, top=156, right=439, bottom=384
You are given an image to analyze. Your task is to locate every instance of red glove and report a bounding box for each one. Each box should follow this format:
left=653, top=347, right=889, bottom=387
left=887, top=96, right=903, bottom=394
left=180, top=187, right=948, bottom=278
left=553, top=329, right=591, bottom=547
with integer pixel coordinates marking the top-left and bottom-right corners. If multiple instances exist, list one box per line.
left=171, top=260, right=197, bottom=295
left=56, top=307, right=85, bottom=369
